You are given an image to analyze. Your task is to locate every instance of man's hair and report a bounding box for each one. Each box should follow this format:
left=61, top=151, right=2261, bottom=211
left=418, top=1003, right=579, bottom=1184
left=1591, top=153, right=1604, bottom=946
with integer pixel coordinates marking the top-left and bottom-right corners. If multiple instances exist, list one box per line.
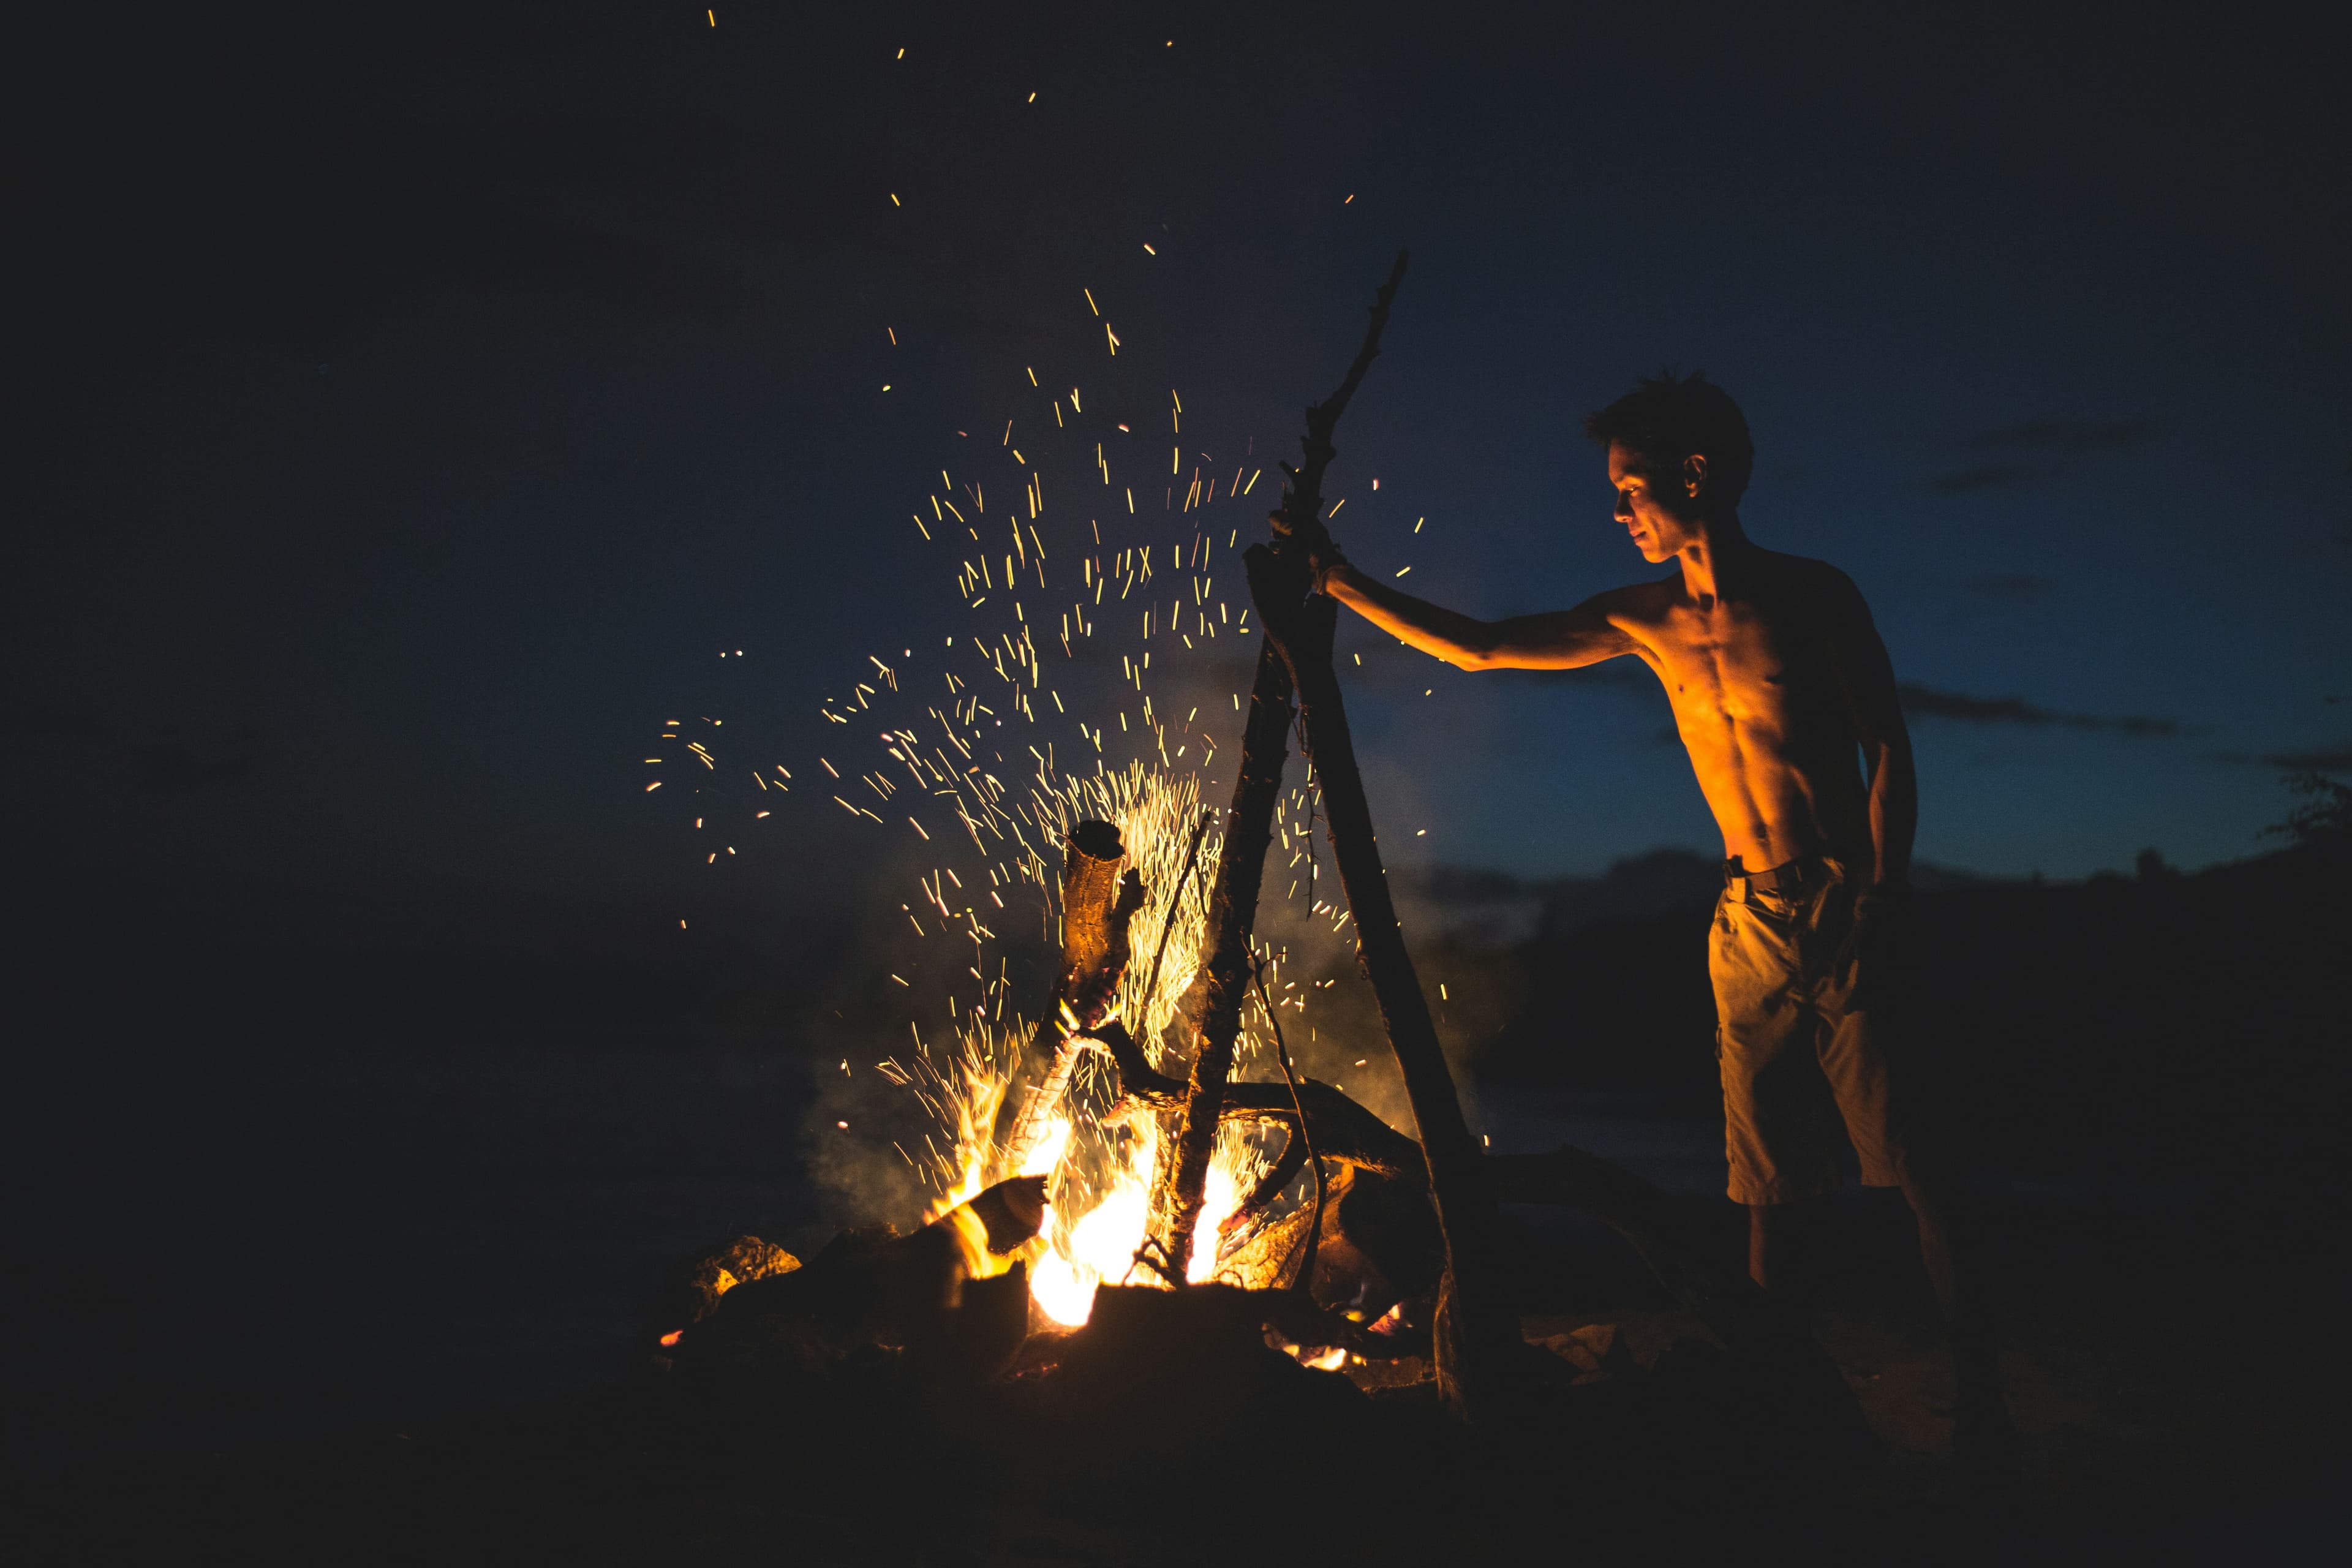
left=1583, top=371, right=1755, bottom=509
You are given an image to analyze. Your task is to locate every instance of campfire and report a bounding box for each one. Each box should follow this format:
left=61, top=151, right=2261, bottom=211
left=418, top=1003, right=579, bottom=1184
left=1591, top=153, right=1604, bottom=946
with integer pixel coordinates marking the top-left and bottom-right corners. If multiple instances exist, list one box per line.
left=881, top=764, right=1289, bottom=1329
left=637, top=259, right=1880, bottom=1488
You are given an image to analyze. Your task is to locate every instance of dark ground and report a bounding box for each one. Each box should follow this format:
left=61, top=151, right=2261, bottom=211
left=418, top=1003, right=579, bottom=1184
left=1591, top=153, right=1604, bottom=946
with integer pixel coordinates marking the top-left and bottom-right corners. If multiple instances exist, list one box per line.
left=12, top=839, right=2348, bottom=1562
left=18, top=1188, right=2341, bottom=1566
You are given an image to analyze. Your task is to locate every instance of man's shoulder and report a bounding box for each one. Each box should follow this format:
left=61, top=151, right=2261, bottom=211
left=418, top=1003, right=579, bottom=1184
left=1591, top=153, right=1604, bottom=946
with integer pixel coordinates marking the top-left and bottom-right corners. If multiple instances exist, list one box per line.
left=1595, top=573, right=1683, bottom=618
left=1758, top=549, right=1867, bottom=607
left=1757, top=547, right=1851, bottom=585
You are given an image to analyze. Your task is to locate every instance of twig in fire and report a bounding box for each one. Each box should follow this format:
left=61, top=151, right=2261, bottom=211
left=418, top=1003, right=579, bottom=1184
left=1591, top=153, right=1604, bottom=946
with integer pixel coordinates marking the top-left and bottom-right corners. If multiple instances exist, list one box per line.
left=1252, top=954, right=1327, bottom=1298
left=1139, top=806, right=1215, bottom=1052
left=1128, top=1233, right=1185, bottom=1289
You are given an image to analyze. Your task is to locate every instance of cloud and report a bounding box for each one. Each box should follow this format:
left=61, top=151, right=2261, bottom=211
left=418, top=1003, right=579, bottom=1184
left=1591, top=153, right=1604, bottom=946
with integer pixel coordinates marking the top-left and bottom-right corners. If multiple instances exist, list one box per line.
left=2266, top=747, right=2352, bottom=771
left=2207, top=745, right=2352, bottom=774
left=1929, top=419, right=2155, bottom=495
left=1970, top=420, right=2155, bottom=453
left=1897, top=682, right=2179, bottom=736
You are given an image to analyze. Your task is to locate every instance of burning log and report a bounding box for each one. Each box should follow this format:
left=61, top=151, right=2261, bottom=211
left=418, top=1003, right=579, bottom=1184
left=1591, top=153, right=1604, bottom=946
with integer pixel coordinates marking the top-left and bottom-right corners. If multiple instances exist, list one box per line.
left=693, top=1175, right=1047, bottom=1383
left=988, top=820, right=1145, bottom=1175
left=959, top=1170, right=1052, bottom=1255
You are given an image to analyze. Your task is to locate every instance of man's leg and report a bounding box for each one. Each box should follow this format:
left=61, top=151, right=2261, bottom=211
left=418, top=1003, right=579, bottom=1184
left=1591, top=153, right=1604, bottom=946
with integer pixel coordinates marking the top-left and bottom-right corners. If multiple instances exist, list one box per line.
left=1713, top=888, right=1839, bottom=1231
left=1747, top=1195, right=1832, bottom=1319
left=1747, top=1202, right=1775, bottom=1292
left=1815, top=911, right=2020, bottom=1494
left=1898, top=1174, right=2019, bottom=1489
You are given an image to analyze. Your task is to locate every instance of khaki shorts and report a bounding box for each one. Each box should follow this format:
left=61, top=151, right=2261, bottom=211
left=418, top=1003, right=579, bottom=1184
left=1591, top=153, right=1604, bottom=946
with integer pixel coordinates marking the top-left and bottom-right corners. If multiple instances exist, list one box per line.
left=1709, top=856, right=1919, bottom=1205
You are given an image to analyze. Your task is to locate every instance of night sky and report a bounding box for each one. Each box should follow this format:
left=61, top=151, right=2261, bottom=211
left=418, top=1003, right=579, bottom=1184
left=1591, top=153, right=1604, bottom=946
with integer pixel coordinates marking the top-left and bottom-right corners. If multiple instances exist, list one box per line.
left=15, top=2, right=2349, bottom=984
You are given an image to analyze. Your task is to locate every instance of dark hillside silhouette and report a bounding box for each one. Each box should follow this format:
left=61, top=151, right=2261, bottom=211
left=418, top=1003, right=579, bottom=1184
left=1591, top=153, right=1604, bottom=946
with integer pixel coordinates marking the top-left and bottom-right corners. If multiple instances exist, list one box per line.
left=1468, top=839, right=2348, bottom=1200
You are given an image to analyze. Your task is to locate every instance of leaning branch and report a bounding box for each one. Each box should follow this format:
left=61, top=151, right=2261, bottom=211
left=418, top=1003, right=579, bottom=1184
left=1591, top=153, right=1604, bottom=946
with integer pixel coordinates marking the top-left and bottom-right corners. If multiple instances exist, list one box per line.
left=1152, top=251, right=1412, bottom=1280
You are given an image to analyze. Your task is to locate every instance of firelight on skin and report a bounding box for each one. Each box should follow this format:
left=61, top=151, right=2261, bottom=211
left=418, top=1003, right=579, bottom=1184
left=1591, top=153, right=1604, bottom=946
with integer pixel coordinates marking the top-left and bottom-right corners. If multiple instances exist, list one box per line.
left=1317, top=442, right=1912, bottom=886
left=1310, top=377, right=2013, bottom=1479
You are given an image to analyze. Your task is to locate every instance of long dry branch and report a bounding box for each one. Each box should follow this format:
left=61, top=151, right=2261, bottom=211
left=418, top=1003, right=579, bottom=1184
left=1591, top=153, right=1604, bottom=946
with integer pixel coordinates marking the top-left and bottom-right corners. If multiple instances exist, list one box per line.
left=1081, top=1019, right=1419, bottom=1176
left=1240, top=251, right=1525, bottom=1422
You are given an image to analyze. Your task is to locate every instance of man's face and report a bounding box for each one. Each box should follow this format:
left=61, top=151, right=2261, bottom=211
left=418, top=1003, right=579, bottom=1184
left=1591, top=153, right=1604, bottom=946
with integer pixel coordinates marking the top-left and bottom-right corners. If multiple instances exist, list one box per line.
left=1607, top=442, right=1702, bottom=564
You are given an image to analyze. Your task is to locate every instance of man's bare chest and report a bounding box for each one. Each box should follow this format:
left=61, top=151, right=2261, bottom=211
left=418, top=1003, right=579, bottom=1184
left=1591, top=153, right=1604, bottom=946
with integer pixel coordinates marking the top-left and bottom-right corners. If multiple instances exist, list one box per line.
left=1638, top=603, right=1831, bottom=729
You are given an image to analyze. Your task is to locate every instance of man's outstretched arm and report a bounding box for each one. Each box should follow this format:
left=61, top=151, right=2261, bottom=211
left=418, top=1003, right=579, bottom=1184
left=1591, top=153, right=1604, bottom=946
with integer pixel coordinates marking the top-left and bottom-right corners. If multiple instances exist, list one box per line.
left=1322, top=564, right=1637, bottom=671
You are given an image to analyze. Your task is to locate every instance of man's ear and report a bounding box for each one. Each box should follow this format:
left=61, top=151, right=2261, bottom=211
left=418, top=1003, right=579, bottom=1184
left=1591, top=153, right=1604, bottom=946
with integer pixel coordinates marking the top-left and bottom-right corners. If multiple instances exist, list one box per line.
left=1683, top=454, right=1708, bottom=499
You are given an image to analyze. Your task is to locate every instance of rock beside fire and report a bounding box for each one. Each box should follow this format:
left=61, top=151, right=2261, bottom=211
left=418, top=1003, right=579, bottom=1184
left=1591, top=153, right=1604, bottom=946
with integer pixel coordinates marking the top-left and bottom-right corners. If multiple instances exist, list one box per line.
left=636, top=1236, right=802, bottom=1372
left=1019, top=1283, right=1373, bottom=1485
left=1534, top=1321, right=1637, bottom=1381
left=651, top=1177, right=1048, bottom=1389
left=659, top=1237, right=802, bottom=1330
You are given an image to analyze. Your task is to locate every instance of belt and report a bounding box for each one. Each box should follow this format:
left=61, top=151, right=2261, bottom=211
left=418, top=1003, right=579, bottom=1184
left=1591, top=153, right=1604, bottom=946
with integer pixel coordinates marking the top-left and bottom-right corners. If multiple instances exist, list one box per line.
left=1724, top=851, right=1838, bottom=897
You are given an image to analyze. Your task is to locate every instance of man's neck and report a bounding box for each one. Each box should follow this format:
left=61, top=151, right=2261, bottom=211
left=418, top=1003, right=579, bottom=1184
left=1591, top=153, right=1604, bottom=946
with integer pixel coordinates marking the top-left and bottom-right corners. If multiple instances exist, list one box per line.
left=1675, top=511, right=1749, bottom=608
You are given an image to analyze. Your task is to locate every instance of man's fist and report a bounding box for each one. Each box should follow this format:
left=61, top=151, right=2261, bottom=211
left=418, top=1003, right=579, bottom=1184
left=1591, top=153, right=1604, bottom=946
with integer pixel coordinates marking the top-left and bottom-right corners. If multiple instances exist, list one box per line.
left=1267, top=504, right=1327, bottom=546
left=1267, top=508, right=1347, bottom=595
left=1306, top=540, right=1350, bottom=596
left=1836, top=883, right=1909, bottom=995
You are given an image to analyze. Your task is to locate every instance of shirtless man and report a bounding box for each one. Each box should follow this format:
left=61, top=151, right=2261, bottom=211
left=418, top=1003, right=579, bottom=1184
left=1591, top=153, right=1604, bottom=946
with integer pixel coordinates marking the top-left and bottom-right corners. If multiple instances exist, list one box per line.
left=1305, top=371, right=2016, bottom=1487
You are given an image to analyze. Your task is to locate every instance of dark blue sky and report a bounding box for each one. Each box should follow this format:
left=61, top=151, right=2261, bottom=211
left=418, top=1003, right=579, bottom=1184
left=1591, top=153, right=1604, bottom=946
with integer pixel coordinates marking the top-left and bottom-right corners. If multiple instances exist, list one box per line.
left=13, top=2, right=2348, bottom=970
